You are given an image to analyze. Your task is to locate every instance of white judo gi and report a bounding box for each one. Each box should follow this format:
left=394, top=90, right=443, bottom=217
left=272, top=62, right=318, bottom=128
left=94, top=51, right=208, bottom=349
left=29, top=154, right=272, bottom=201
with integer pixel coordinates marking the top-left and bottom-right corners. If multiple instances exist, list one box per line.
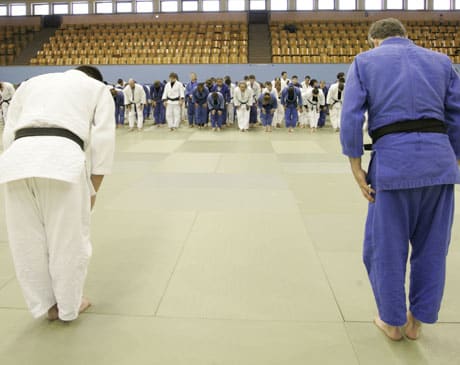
left=162, top=81, right=185, bottom=129
left=233, top=87, right=253, bottom=131
left=302, top=89, right=325, bottom=129
left=227, top=83, right=236, bottom=125
left=123, top=83, right=146, bottom=130
left=1, top=81, right=15, bottom=124
left=327, top=82, right=344, bottom=130
left=0, top=70, right=115, bottom=321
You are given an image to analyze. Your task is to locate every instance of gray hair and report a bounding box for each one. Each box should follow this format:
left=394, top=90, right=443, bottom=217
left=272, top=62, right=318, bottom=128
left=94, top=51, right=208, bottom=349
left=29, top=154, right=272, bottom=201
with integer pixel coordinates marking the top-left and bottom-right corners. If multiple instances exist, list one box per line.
left=368, top=18, right=407, bottom=44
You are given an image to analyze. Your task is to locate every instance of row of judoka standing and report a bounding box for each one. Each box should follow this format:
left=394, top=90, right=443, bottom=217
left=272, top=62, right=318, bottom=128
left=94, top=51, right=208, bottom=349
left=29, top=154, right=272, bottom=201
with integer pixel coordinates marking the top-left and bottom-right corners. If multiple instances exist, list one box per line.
left=107, top=72, right=346, bottom=133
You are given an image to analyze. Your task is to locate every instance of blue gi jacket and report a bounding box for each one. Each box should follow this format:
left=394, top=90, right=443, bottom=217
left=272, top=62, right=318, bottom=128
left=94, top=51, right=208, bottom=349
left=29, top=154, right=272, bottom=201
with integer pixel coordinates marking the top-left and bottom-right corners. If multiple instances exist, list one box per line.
left=341, top=37, right=460, bottom=190
left=113, top=90, right=124, bottom=106
left=211, top=84, right=231, bottom=103
left=150, top=84, right=164, bottom=102
left=192, top=87, right=210, bottom=105
left=207, top=92, right=225, bottom=110
left=258, top=93, right=278, bottom=111
left=185, top=81, right=198, bottom=99
left=281, top=86, right=302, bottom=107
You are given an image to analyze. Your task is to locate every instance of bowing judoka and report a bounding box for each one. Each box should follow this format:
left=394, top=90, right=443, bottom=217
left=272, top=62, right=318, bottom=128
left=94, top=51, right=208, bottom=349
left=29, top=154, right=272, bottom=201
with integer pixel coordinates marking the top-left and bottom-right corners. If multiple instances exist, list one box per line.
left=0, top=81, right=16, bottom=124
left=0, top=66, right=115, bottom=322
left=110, top=87, right=125, bottom=128
left=340, top=18, right=460, bottom=341
left=247, top=75, right=261, bottom=126
left=258, top=92, right=278, bottom=132
left=211, top=78, right=231, bottom=126
left=273, top=80, right=285, bottom=128
left=162, top=72, right=185, bottom=131
left=234, top=81, right=253, bottom=132
left=192, top=83, right=209, bottom=128
left=185, top=73, right=198, bottom=127
left=150, top=81, right=165, bottom=126
left=327, top=80, right=345, bottom=132
left=303, top=87, right=325, bottom=132
left=224, top=78, right=236, bottom=126
left=123, top=79, right=146, bottom=131
left=207, top=91, right=225, bottom=131
left=281, top=85, right=302, bottom=133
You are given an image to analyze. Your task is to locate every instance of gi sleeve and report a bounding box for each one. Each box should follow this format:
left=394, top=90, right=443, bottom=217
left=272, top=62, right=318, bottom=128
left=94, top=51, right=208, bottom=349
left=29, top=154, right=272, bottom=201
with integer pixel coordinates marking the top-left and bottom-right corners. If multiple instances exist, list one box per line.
left=90, top=88, right=116, bottom=175
left=444, top=66, right=460, bottom=158
left=272, top=96, right=278, bottom=109
left=247, top=90, right=254, bottom=106
left=140, top=87, right=146, bottom=104
left=340, top=60, right=368, bottom=158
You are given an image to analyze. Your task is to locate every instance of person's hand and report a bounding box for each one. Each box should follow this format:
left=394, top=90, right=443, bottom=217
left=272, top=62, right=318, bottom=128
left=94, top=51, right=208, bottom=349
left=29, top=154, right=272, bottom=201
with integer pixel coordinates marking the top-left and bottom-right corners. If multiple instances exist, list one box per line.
left=195, top=103, right=199, bottom=107
left=163, top=101, right=168, bottom=107
left=350, top=161, right=375, bottom=203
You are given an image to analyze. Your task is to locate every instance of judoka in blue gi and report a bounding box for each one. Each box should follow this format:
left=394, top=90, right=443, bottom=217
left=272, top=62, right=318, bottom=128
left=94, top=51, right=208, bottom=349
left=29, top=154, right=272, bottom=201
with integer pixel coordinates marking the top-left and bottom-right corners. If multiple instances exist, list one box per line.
left=281, top=85, right=302, bottom=133
left=211, top=78, right=231, bottom=126
left=192, top=83, right=209, bottom=128
left=207, top=91, right=225, bottom=131
left=340, top=18, right=460, bottom=341
left=258, top=92, right=278, bottom=132
left=150, top=81, right=165, bottom=126
left=318, top=80, right=329, bottom=128
left=142, top=84, right=151, bottom=121
left=110, top=88, right=125, bottom=128
left=185, top=73, right=198, bottom=127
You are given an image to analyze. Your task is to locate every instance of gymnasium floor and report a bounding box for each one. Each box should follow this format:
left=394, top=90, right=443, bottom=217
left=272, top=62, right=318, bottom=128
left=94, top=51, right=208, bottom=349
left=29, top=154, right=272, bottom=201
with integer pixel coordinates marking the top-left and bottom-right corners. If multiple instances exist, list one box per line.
left=0, top=122, right=459, bottom=365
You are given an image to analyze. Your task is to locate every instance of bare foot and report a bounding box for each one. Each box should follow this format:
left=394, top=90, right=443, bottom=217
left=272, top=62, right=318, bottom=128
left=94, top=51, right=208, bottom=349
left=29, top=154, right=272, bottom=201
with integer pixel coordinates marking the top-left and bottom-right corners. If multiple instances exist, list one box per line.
left=374, top=317, right=403, bottom=341
left=404, top=311, right=422, bottom=340
left=47, top=304, right=59, bottom=321
left=79, top=297, right=92, bottom=314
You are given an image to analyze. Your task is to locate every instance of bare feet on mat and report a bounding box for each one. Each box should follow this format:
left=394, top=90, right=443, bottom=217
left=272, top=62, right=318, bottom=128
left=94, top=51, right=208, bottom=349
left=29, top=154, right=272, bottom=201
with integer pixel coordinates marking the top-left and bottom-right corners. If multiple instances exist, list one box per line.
left=374, top=317, right=403, bottom=341
left=404, top=312, right=422, bottom=340
left=79, top=297, right=92, bottom=314
left=47, top=304, right=59, bottom=321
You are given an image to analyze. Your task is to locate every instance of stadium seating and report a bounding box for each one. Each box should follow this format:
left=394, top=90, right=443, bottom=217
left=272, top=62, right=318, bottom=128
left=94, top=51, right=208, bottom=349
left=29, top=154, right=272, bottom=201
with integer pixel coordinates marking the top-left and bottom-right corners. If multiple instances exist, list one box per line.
left=270, top=20, right=460, bottom=64
left=32, top=22, right=248, bottom=65
left=0, top=24, right=41, bottom=66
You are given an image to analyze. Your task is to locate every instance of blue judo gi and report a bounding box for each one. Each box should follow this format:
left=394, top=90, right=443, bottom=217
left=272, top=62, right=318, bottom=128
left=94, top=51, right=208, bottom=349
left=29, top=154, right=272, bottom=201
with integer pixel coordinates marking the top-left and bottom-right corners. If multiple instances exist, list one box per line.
left=185, top=80, right=198, bottom=126
left=150, top=83, right=166, bottom=125
left=258, top=93, right=278, bottom=126
left=192, top=87, right=209, bottom=126
left=318, top=85, right=329, bottom=128
left=207, top=92, right=225, bottom=128
left=340, top=37, right=460, bottom=326
left=113, top=89, right=125, bottom=126
left=211, top=84, right=231, bottom=124
left=281, top=86, right=302, bottom=128
left=142, top=84, right=151, bottom=120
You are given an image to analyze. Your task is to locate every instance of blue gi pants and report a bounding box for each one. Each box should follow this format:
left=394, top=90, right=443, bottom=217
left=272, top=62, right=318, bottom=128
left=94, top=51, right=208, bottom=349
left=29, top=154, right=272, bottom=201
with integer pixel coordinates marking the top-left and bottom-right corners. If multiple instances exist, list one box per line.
left=210, top=109, right=224, bottom=128
left=153, top=102, right=165, bottom=124
left=260, top=111, right=273, bottom=126
left=143, top=103, right=151, bottom=120
left=187, top=101, right=196, bottom=126
left=284, top=105, right=298, bottom=128
left=195, top=104, right=208, bottom=126
left=364, top=184, right=454, bottom=326
left=249, top=105, right=258, bottom=124
left=115, top=104, right=124, bottom=126
left=318, top=107, right=327, bottom=127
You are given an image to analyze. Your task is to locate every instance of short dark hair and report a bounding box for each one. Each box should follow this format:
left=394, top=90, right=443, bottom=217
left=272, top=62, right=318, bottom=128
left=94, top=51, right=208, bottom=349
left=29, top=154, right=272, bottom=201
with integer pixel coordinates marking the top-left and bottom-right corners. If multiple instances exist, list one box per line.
left=75, top=65, right=103, bottom=82
left=312, top=88, right=319, bottom=95
left=169, top=72, right=178, bottom=79
left=249, top=74, right=256, bottom=80
left=368, top=18, right=407, bottom=42
left=337, top=72, right=345, bottom=79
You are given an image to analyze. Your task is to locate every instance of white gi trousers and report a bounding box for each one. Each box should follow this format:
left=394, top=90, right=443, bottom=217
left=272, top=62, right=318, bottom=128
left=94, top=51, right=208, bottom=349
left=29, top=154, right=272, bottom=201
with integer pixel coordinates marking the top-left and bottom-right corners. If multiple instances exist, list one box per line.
left=5, top=171, right=91, bottom=321
left=307, top=109, right=320, bottom=128
left=330, top=104, right=342, bottom=129
left=273, top=104, right=284, bottom=126
left=226, top=103, right=234, bottom=124
left=128, top=103, right=144, bottom=129
left=1, top=102, right=9, bottom=124
left=166, top=103, right=181, bottom=128
left=299, top=107, right=309, bottom=126
left=236, top=105, right=250, bottom=130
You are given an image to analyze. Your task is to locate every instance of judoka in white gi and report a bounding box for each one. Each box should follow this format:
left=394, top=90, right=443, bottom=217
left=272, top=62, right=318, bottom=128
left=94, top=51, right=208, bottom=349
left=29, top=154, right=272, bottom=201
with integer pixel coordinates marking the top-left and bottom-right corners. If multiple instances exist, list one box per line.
left=0, top=66, right=115, bottom=322
left=224, top=77, right=235, bottom=126
left=327, top=79, right=345, bottom=132
left=234, top=81, right=253, bottom=132
left=303, top=87, right=324, bottom=132
left=162, top=72, right=185, bottom=131
left=123, top=79, right=146, bottom=131
left=0, top=81, right=16, bottom=124
left=272, top=80, right=285, bottom=128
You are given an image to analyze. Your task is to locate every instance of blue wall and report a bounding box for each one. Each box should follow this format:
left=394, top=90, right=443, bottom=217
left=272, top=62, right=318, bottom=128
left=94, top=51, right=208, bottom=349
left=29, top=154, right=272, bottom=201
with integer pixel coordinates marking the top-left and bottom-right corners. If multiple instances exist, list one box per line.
left=0, top=64, right=352, bottom=85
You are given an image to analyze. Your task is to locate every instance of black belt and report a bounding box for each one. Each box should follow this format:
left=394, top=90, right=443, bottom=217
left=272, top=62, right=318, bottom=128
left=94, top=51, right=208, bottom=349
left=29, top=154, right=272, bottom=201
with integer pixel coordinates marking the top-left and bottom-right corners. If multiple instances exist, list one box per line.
left=168, top=97, right=180, bottom=101
left=364, top=118, right=446, bottom=151
left=15, top=127, right=84, bottom=151
left=1, top=99, right=10, bottom=105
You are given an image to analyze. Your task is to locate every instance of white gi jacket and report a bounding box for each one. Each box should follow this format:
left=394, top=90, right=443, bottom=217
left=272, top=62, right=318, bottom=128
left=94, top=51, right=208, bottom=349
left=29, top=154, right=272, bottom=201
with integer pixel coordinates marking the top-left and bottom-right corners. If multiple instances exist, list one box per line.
left=162, top=81, right=185, bottom=104
left=0, top=70, right=115, bottom=185
left=302, top=89, right=325, bottom=112
left=326, top=82, right=344, bottom=109
left=233, top=87, right=254, bottom=107
left=123, top=84, right=146, bottom=106
left=1, top=82, right=15, bottom=102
